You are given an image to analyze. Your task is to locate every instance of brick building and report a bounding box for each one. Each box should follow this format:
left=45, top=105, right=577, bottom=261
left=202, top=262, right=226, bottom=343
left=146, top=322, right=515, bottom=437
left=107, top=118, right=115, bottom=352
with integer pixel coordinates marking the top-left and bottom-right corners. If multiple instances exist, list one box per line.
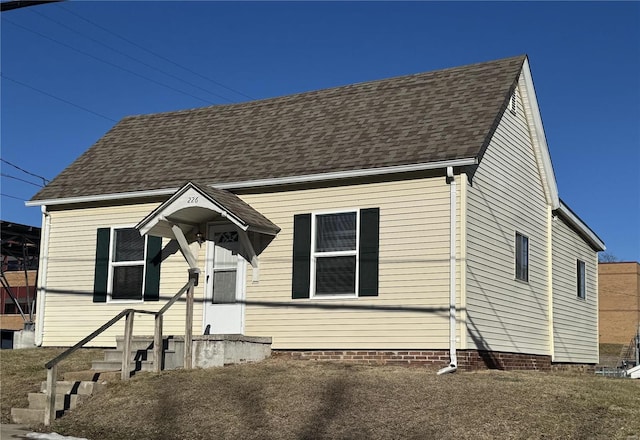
left=598, top=262, right=640, bottom=344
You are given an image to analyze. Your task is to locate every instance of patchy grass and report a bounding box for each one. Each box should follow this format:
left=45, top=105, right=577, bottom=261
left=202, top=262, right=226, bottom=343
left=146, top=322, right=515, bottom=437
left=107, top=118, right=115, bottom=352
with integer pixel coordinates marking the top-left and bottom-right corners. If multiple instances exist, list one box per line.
left=44, top=359, right=640, bottom=440
left=0, top=347, right=103, bottom=424
left=4, top=350, right=638, bottom=439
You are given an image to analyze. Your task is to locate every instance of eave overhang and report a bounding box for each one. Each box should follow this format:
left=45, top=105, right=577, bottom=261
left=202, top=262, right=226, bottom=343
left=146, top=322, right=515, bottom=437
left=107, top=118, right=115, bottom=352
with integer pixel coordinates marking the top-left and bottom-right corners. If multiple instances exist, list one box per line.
left=555, top=200, right=606, bottom=252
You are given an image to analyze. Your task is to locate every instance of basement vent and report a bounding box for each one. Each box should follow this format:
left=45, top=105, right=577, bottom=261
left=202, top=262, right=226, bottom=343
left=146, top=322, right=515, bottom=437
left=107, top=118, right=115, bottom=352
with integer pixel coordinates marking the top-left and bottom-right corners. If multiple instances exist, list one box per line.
left=510, top=89, right=517, bottom=114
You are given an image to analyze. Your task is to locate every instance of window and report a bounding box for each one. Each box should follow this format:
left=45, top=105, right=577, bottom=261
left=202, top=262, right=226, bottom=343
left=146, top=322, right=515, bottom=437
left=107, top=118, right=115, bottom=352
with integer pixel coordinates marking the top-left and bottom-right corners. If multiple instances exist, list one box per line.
left=110, top=228, right=146, bottom=301
left=510, top=89, right=517, bottom=114
left=577, top=260, right=586, bottom=299
left=212, top=231, right=239, bottom=304
left=93, top=227, right=162, bottom=303
left=292, top=208, right=379, bottom=299
left=515, top=232, right=529, bottom=282
left=313, top=212, right=358, bottom=296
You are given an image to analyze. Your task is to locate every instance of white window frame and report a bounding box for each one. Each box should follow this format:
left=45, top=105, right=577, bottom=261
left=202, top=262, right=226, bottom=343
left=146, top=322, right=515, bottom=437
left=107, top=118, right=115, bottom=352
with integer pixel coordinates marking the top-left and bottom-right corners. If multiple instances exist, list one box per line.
left=510, top=88, right=518, bottom=114
left=310, top=209, right=360, bottom=299
left=577, top=259, right=586, bottom=300
left=515, top=231, right=529, bottom=283
left=107, top=226, right=147, bottom=303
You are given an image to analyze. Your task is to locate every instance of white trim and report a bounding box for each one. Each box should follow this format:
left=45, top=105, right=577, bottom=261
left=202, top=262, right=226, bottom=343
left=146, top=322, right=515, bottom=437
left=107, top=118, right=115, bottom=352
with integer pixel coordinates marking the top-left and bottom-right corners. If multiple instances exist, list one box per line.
left=310, top=209, right=360, bottom=298
left=577, top=259, right=586, bottom=300
left=26, top=158, right=478, bottom=207
left=556, top=202, right=606, bottom=251
left=520, top=58, right=560, bottom=210
left=106, top=226, right=147, bottom=304
left=35, top=205, right=50, bottom=346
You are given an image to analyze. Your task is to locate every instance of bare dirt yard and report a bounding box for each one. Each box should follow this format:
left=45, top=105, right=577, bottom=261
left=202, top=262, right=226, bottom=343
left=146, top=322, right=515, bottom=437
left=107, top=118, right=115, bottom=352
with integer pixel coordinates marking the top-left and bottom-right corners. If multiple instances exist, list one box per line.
left=2, top=348, right=638, bottom=440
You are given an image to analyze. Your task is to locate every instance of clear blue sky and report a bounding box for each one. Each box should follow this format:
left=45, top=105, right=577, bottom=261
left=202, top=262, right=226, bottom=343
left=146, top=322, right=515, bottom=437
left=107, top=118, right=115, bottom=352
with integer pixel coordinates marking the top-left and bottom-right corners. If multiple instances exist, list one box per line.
left=1, top=1, right=639, bottom=261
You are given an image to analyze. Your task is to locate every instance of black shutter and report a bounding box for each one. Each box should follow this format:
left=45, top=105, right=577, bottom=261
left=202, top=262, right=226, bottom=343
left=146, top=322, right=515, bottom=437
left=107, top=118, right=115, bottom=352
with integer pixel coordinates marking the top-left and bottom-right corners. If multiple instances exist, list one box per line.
left=93, top=228, right=110, bottom=303
left=143, top=235, right=162, bottom=301
left=292, top=214, right=311, bottom=299
left=358, top=208, right=379, bottom=297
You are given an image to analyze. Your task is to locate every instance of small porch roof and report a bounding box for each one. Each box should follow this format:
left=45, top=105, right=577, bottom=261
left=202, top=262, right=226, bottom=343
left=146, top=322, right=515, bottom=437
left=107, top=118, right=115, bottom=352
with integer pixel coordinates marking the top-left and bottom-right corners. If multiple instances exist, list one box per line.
left=136, top=181, right=280, bottom=239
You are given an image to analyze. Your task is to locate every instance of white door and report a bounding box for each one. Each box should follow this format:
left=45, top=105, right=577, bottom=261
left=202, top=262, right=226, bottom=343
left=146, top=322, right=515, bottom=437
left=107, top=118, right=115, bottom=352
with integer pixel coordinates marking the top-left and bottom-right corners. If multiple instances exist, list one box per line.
left=203, top=225, right=246, bottom=334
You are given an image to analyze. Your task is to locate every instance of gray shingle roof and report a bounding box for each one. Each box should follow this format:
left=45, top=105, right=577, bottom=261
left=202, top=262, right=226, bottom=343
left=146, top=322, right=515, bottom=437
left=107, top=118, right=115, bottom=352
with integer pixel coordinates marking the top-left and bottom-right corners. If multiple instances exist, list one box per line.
left=31, top=55, right=526, bottom=202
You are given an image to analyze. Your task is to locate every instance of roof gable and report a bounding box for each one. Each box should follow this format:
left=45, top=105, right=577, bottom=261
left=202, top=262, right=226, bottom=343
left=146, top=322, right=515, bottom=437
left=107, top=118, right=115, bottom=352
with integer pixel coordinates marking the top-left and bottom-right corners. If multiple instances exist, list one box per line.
left=31, top=55, right=526, bottom=202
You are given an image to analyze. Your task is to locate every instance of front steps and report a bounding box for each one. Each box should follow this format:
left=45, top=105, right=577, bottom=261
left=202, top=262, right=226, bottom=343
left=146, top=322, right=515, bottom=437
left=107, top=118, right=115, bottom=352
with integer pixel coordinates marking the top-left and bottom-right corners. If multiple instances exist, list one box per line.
left=11, top=380, right=105, bottom=425
left=11, top=334, right=272, bottom=425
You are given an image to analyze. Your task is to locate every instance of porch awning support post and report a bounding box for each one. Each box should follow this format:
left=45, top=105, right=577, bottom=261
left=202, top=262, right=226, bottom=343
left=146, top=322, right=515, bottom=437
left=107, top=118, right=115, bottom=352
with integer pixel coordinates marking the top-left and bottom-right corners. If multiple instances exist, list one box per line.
left=238, top=229, right=259, bottom=282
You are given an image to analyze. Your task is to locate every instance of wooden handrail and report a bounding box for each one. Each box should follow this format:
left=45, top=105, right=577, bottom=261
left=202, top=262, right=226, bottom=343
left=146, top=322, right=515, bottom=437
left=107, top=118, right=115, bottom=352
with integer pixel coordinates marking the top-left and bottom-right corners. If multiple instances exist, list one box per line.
left=42, top=277, right=197, bottom=425
left=153, top=278, right=196, bottom=373
left=45, top=308, right=132, bottom=369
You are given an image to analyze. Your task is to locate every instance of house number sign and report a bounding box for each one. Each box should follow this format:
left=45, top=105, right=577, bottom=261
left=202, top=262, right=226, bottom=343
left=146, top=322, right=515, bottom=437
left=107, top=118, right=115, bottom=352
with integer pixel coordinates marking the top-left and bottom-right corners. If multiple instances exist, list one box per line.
left=186, top=196, right=199, bottom=204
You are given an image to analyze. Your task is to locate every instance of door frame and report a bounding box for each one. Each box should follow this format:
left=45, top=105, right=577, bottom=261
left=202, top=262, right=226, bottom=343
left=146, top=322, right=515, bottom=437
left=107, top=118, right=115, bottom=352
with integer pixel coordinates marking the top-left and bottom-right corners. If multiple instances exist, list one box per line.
left=202, top=222, right=247, bottom=334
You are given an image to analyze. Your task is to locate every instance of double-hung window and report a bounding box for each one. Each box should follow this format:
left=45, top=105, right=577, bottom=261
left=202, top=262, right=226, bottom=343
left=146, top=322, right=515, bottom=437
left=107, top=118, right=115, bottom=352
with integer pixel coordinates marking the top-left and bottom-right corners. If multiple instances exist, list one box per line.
left=292, top=208, right=379, bottom=299
left=515, top=232, right=529, bottom=282
left=93, top=227, right=162, bottom=303
left=312, top=211, right=358, bottom=296
left=110, top=228, right=147, bottom=301
left=577, top=260, right=586, bottom=299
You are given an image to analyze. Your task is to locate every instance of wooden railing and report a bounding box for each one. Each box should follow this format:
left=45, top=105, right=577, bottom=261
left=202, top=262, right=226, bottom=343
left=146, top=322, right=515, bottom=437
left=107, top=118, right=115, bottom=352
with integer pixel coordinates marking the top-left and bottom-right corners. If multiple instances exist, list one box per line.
left=42, top=277, right=196, bottom=425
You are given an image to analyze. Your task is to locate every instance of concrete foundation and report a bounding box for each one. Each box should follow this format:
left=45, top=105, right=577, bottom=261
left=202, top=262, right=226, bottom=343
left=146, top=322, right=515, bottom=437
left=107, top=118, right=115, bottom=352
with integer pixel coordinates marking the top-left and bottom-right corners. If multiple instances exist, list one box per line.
left=13, top=329, right=36, bottom=349
left=192, top=335, right=272, bottom=368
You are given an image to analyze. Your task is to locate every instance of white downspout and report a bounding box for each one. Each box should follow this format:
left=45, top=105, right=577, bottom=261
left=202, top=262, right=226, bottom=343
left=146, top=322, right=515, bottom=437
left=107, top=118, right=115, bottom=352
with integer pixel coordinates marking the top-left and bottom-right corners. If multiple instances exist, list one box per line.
left=438, top=166, right=458, bottom=375
left=35, top=205, right=51, bottom=346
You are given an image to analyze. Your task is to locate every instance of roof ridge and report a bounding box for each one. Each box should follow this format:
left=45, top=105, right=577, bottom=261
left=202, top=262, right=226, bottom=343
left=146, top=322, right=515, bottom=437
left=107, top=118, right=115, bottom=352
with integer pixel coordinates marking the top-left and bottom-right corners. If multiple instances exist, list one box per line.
left=120, top=54, right=527, bottom=121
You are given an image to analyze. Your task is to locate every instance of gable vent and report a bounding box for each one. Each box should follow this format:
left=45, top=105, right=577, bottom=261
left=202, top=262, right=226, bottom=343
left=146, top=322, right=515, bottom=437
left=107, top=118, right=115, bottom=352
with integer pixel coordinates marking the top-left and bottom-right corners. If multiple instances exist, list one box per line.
left=510, top=89, right=517, bottom=114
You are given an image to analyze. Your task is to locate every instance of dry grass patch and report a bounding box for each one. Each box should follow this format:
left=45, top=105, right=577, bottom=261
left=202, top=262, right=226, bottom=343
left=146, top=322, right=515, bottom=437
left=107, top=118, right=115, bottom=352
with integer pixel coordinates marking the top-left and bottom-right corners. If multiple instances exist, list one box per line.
left=0, top=347, right=103, bottom=424
left=50, top=359, right=640, bottom=440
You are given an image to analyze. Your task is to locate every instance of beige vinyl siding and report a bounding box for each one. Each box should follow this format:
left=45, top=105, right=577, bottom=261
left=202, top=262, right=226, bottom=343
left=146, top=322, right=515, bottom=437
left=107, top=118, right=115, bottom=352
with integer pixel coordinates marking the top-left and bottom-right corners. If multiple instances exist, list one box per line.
left=239, top=176, right=461, bottom=350
left=41, top=204, right=205, bottom=347
left=551, top=216, right=598, bottom=363
left=465, top=76, right=550, bottom=355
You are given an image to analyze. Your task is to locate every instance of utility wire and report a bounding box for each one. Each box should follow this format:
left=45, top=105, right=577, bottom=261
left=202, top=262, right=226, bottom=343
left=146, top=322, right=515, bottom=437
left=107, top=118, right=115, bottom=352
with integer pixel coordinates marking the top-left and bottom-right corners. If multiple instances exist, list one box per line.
left=1, top=158, right=50, bottom=185
left=3, top=18, right=215, bottom=105
left=1, top=73, right=118, bottom=122
left=29, top=8, right=236, bottom=104
left=0, top=193, right=26, bottom=201
left=1, top=173, right=44, bottom=188
left=56, top=3, right=255, bottom=101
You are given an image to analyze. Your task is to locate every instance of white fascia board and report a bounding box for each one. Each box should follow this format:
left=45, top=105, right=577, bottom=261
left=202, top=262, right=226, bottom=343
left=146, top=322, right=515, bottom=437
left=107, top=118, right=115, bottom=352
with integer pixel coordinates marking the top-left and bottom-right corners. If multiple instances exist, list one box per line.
left=25, top=158, right=477, bottom=207
left=556, top=201, right=606, bottom=251
left=521, top=58, right=560, bottom=210
left=25, top=188, right=178, bottom=207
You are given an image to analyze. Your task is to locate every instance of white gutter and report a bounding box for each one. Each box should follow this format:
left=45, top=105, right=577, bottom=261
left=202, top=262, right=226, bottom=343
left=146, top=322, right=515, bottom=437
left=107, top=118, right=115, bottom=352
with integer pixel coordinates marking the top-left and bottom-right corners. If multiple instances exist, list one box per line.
left=438, top=166, right=458, bottom=375
left=35, top=205, right=51, bottom=346
left=25, top=158, right=478, bottom=207
left=556, top=202, right=605, bottom=251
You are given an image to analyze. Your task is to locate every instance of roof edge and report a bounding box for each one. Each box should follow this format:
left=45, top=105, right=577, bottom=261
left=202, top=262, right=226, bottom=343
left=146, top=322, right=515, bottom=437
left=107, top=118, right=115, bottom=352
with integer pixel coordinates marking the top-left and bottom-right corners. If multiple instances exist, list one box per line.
left=555, top=200, right=606, bottom=252
left=27, top=157, right=478, bottom=207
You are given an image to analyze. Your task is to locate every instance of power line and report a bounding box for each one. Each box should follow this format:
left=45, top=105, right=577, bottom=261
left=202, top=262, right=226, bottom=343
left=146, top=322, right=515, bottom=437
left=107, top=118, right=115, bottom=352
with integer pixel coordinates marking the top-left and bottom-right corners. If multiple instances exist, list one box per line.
left=3, top=18, right=215, bottom=105
left=1, top=173, right=44, bottom=187
left=1, top=73, right=118, bottom=122
left=0, top=193, right=26, bottom=201
left=29, top=8, right=237, bottom=104
left=56, top=3, right=255, bottom=101
left=1, top=158, right=50, bottom=185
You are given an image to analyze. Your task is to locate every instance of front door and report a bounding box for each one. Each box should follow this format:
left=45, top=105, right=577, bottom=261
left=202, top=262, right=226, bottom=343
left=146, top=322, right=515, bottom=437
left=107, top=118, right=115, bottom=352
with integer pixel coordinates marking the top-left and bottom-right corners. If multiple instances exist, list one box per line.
left=203, top=225, right=246, bottom=334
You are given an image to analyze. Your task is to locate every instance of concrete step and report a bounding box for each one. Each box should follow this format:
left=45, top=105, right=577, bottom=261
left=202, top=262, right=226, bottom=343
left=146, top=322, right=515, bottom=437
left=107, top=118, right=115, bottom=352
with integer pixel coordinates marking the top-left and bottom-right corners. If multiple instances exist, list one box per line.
left=39, top=380, right=104, bottom=395
left=103, top=348, right=155, bottom=362
left=11, top=408, right=47, bottom=425
left=28, top=392, right=87, bottom=411
left=63, top=370, right=121, bottom=382
left=91, top=359, right=155, bottom=373
left=115, top=336, right=184, bottom=352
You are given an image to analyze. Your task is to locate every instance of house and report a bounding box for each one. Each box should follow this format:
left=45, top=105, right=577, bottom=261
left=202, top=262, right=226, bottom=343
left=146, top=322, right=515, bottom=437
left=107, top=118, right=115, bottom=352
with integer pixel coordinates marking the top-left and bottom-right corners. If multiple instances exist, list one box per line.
left=26, top=55, right=605, bottom=371
left=598, top=262, right=640, bottom=345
